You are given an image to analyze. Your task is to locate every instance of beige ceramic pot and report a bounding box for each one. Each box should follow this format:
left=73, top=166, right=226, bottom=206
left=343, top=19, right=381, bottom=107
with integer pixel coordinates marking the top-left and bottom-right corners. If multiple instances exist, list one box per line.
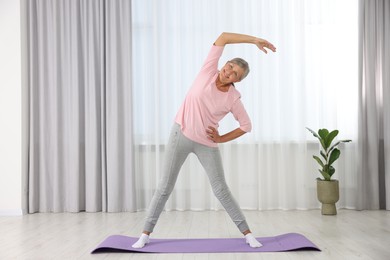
left=317, top=179, right=339, bottom=215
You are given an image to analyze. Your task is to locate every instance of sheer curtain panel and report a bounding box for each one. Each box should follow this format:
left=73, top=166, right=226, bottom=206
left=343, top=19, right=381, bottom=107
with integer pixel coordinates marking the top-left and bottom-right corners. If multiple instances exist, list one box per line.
left=132, top=0, right=359, bottom=211
left=21, top=0, right=135, bottom=213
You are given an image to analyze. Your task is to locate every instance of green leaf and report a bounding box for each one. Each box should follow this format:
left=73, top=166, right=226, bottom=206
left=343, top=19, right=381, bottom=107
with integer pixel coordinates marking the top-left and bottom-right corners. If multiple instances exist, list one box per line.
left=318, top=129, right=329, bottom=140
left=323, top=164, right=329, bottom=172
left=319, top=169, right=331, bottom=181
left=329, top=139, right=352, bottom=152
left=316, top=129, right=327, bottom=151
left=307, top=127, right=327, bottom=150
left=320, top=140, right=327, bottom=152
left=306, top=127, right=320, bottom=139
left=328, top=148, right=341, bottom=166
left=329, top=166, right=335, bottom=177
left=325, top=130, right=339, bottom=150
left=313, top=156, right=324, bottom=168
left=320, top=150, right=327, bottom=161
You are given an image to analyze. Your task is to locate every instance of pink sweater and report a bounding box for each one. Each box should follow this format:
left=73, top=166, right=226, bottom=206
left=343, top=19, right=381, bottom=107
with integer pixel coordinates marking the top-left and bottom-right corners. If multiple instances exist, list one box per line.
left=175, top=44, right=252, bottom=147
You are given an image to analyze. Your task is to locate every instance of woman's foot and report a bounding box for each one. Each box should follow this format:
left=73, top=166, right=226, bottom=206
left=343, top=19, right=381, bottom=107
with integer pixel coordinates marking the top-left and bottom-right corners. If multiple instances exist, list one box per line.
left=132, top=233, right=150, bottom=248
left=245, top=233, right=263, bottom=248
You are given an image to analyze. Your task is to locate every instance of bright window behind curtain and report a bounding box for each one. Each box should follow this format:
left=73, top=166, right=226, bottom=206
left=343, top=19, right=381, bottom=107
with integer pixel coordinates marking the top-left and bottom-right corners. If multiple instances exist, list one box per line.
left=132, top=0, right=357, bottom=144
left=131, top=0, right=359, bottom=211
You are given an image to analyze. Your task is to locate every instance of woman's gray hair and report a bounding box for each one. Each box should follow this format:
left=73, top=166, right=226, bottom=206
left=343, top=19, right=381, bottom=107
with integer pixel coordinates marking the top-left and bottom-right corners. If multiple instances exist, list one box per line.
left=230, top=58, right=250, bottom=81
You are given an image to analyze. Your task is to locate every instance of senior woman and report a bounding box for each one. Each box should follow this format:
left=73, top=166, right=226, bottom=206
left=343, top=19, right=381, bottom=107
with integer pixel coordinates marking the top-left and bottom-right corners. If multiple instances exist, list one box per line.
left=133, top=32, right=276, bottom=249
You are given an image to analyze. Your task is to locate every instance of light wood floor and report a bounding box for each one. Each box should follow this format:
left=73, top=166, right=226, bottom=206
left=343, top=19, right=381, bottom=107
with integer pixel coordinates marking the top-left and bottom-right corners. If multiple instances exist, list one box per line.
left=1, top=209, right=389, bottom=259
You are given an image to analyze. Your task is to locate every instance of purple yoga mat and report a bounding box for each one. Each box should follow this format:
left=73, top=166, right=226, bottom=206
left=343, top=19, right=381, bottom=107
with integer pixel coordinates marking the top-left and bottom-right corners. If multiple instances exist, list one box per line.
left=91, top=233, right=320, bottom=254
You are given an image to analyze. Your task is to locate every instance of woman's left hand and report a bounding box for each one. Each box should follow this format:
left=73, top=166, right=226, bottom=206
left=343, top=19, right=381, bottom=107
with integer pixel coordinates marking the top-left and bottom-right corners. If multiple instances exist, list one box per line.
left=206, top=126, right=222, bottom=143
left=255, top=38, right=276, bottom=54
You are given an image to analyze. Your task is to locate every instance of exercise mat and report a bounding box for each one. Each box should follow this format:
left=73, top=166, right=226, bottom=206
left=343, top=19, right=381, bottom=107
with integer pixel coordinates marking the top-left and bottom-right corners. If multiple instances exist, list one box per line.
left=91, top=233, right=320, bottom=253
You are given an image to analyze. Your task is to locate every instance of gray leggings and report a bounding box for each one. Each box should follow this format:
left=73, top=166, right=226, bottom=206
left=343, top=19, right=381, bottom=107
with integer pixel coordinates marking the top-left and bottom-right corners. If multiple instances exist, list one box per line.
left=143, top=123, right=250, bottom=233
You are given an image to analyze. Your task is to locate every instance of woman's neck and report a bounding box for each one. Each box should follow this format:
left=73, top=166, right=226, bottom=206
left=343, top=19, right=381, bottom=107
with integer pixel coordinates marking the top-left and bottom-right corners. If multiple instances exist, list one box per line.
left=215, top=76, right=231, bottom=92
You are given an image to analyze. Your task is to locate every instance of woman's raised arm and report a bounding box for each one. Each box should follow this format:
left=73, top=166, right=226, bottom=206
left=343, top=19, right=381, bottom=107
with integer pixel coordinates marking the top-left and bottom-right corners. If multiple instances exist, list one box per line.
left=214, top=32, right=276, bottom=54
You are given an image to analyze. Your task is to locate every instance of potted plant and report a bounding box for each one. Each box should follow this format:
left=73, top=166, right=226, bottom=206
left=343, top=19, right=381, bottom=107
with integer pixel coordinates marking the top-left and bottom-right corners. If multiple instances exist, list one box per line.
left=306, top=127, right=351, bottom=215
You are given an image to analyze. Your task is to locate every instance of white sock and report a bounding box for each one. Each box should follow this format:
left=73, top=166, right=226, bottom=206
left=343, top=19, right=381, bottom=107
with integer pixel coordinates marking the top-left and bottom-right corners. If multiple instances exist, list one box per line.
left=245, top=233, right=263, bottom=248
left=132, top=233, right=150, bottom=248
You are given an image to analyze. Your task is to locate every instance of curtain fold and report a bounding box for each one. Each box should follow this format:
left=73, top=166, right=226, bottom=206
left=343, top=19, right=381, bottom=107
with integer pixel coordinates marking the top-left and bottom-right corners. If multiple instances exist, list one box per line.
left=104, top=0, right=135, bottom=212
left=358, top=0, right=390, bottom=210
left=22, top=0, right=134, bottom=213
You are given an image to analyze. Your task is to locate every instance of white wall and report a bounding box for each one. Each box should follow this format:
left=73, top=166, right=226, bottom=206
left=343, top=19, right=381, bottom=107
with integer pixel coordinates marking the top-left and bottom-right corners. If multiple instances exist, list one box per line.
left=0, top=0, right=22, bottom=215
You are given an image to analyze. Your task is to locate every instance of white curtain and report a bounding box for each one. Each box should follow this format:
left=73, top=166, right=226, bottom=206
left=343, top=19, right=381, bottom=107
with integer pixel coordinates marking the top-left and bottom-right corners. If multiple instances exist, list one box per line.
left=22, top=0, right=135, bottom=213
left=132, top=0, right=359, bottom=210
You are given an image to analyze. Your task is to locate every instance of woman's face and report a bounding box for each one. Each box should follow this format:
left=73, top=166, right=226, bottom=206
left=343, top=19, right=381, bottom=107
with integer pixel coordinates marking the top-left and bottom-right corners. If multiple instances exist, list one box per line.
left=219, top=62, right=244, bottom=84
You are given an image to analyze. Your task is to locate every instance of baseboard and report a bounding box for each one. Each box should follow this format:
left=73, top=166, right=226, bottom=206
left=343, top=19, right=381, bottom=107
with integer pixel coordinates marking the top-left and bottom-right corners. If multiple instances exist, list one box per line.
left=0, top=209, right=23, bottom=216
